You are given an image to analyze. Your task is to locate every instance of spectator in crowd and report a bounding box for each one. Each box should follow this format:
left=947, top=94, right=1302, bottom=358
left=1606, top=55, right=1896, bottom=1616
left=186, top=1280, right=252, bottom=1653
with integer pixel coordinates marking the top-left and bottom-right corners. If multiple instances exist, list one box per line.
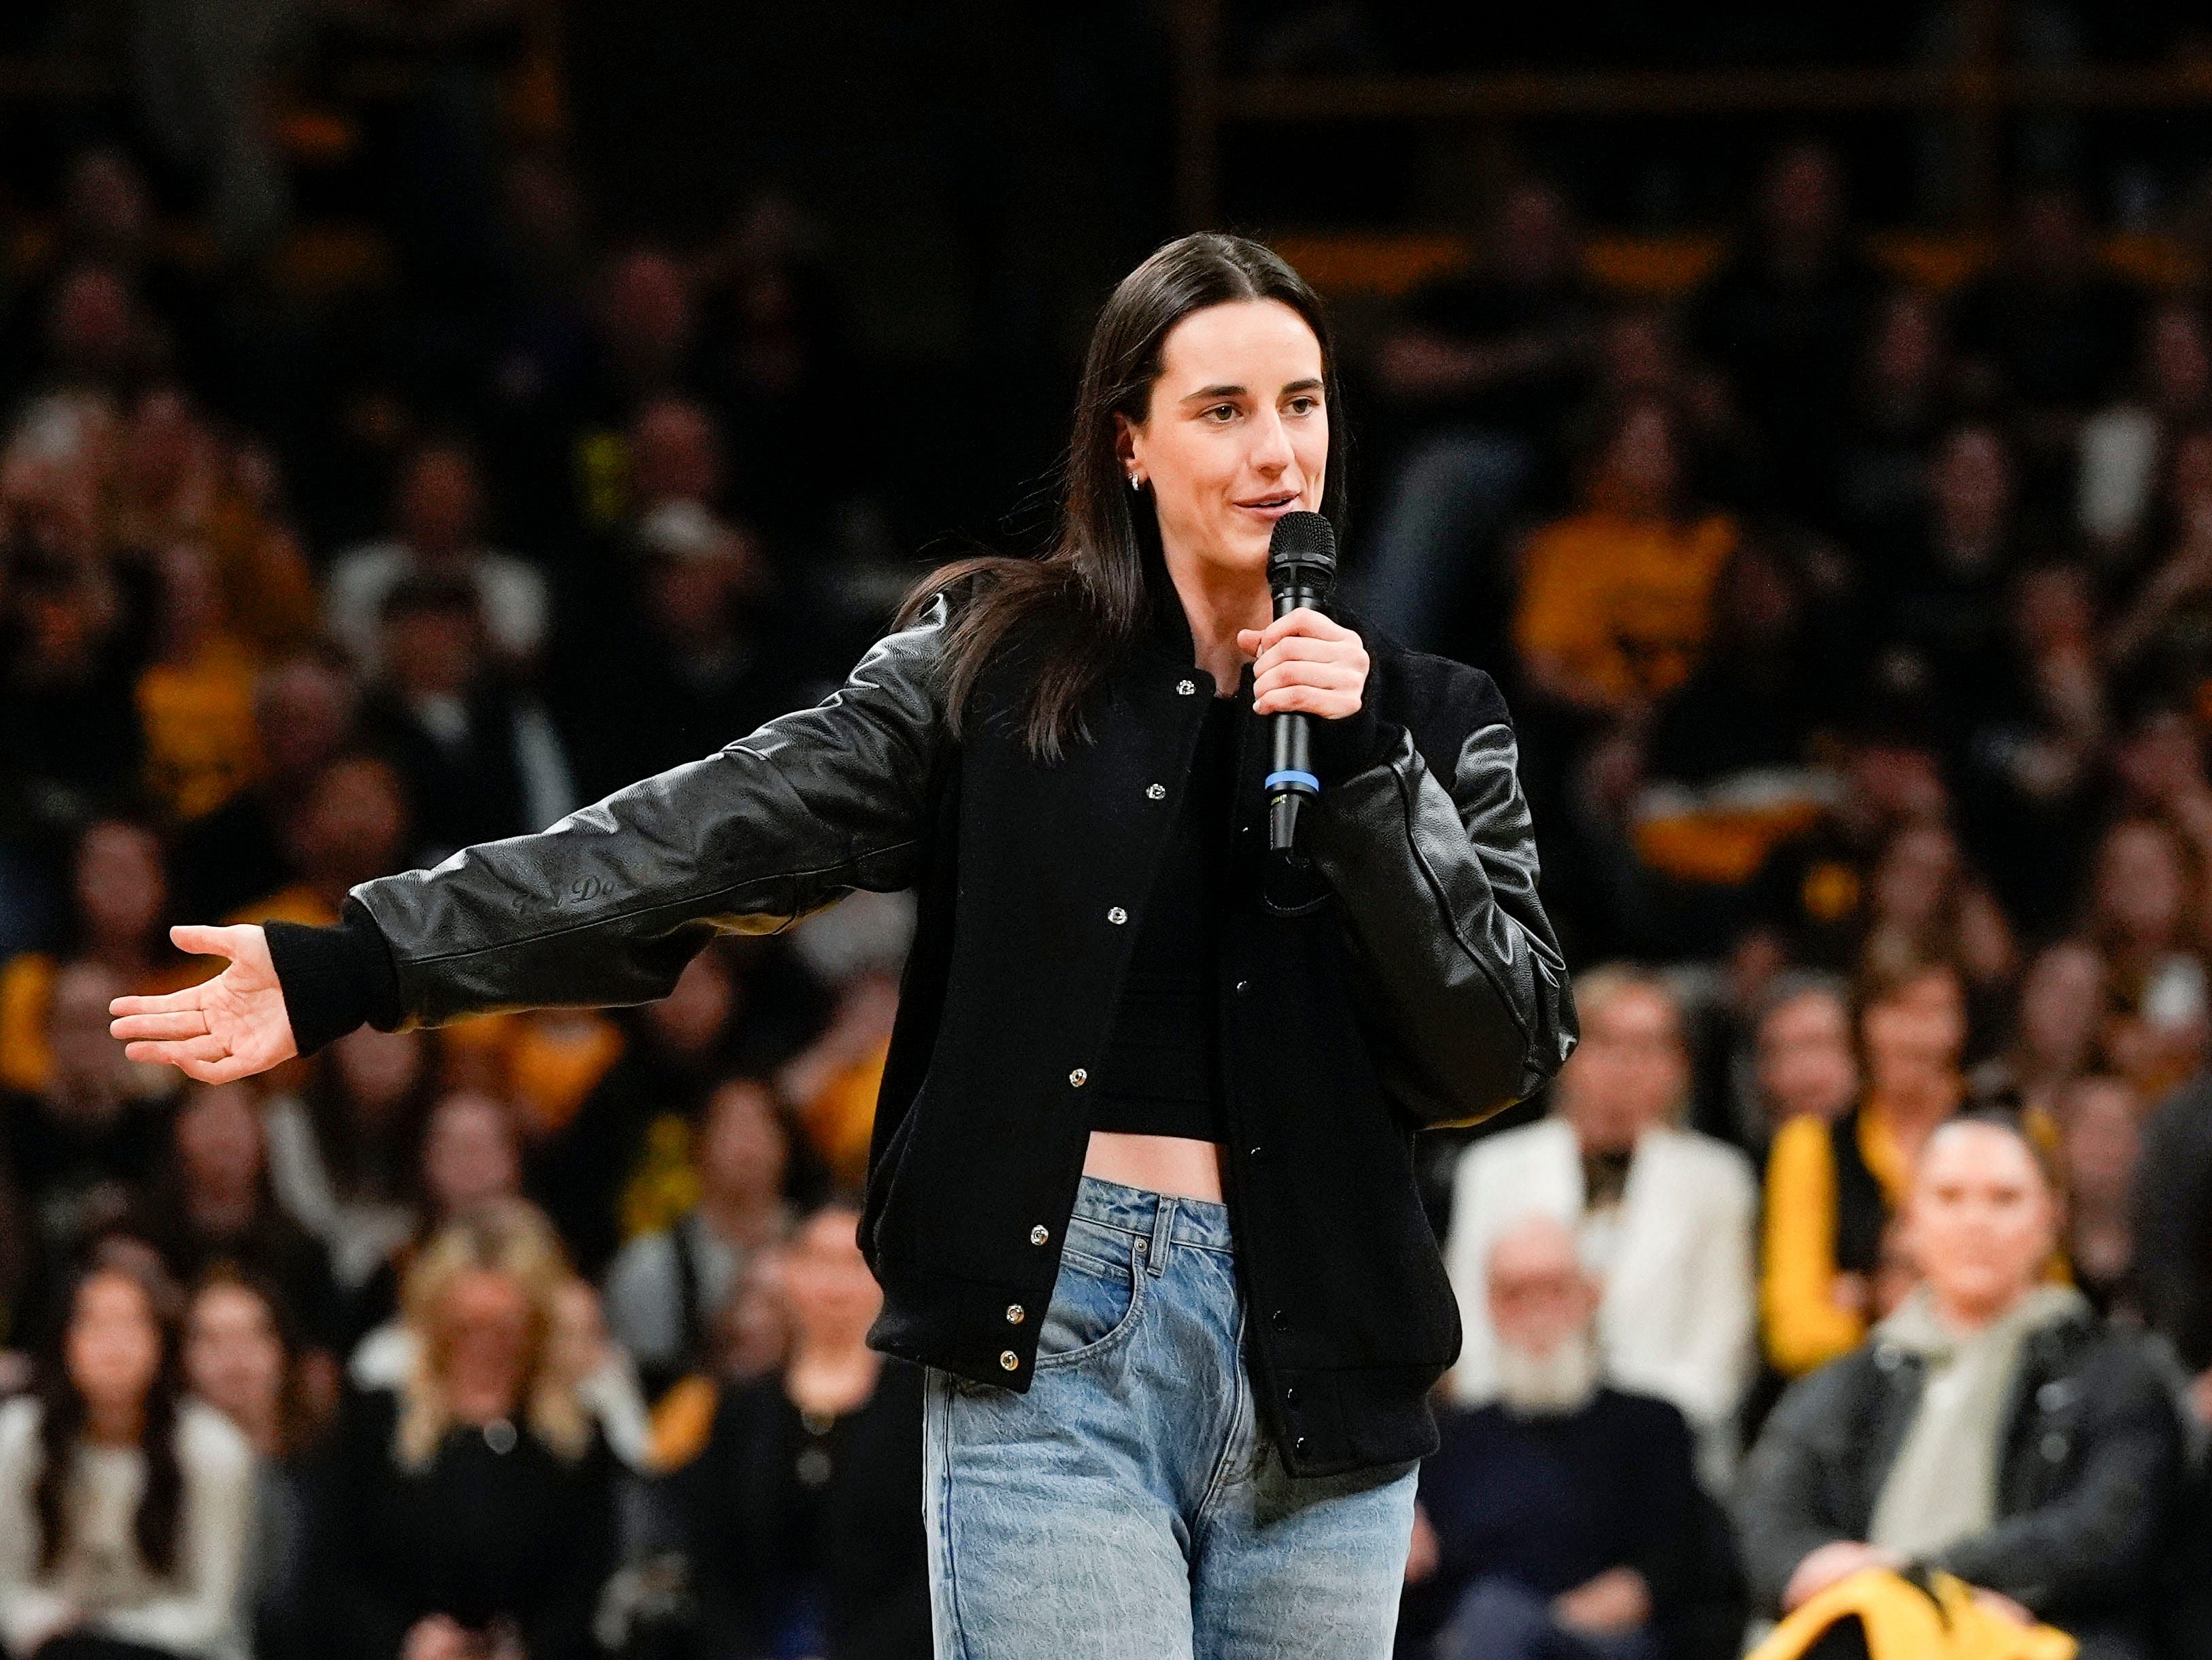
left=316, top=1205, right=617, bottom=1660
left=4, top=960, right=177, bottom=1336
left=1356, top=175, right=1599, bottom=652
left=664, top=1200, right=930, bottom=1660
left=1826, top=288, right=1955, bottom=551
left=1687, top=141, right=1879, bottom=516
left=1511, top=398, right=1739, bottom=727
left=1398, top=1214, right=1714, bottom=1660
left=2133, top=1051, right=2212, bottom=1401
left=603, top=1076, right=797, bottom=1401
left=127, top=1082, right=345, bottom=1370
left=182, top=1269, right=325, bottom=1660
left=1, top=816, right=206, bottom=1095
left=230, top=750, right=413, bottom=926
left=259, top=1023, right=438, bottom=1293
left=1971, top=938, right=2110, bottom=1125
left=0, top=1244, right=254, bottom=1660
left=1855, top=821, right=2015, bottom=1004
left=2053, top=1074, right=2144, bottom=1323
left=2079, top=814, right=2211, bottom=1098
left=324, top=437, right=549, bottom=681
left=167, top=645, right=360, bottom=925
left=356, top=571, right=577, bottom=862
left=1445, top=966, right=1756, bottom=1480
left=1763, top=960, right=1970, bottom=1379
left=2078, top=299, right=2212, bottom=574
left=1736, top=1114, right=2179, bottom=1660
left=1748, top=979, right=1860, bottom=1149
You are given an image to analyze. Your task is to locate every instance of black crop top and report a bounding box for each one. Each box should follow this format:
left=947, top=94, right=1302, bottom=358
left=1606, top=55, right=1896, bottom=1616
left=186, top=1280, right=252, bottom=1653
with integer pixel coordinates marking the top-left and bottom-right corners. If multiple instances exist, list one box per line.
left=1087, top=691, right=1238, bottom=1142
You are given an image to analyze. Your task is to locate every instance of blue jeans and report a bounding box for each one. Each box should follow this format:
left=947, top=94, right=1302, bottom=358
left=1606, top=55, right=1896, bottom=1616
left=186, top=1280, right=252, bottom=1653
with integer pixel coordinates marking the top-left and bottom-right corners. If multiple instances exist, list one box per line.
left=922, top=1174, right=1421, bottom=1657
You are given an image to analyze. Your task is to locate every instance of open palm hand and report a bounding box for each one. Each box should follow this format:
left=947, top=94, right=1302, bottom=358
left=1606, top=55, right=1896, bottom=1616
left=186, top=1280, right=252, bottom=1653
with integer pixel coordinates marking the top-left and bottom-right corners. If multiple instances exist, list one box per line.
left=107, top=924, right=299, bottom=1083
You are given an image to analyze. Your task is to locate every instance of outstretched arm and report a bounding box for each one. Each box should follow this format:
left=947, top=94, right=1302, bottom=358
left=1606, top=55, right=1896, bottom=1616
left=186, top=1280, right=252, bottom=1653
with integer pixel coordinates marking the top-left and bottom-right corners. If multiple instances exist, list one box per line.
left=112, top=594, right=955, bottom=1081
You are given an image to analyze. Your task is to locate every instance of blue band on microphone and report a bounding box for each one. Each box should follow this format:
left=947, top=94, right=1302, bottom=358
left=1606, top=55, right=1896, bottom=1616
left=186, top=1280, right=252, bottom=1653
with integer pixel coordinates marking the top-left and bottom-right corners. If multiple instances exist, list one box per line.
left=1265, top=769, right=1321, bottom=796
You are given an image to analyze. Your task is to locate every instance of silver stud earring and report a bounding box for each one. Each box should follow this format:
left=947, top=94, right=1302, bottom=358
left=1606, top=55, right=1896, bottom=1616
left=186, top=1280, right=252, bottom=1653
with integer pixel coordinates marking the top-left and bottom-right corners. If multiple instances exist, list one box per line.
left=1129, top=475, right=1142, bottom=492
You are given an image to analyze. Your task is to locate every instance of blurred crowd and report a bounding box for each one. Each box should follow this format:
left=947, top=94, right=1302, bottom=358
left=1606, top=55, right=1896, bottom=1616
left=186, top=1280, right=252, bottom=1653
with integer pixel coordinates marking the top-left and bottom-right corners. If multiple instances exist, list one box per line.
left=7, top=5, right=2212, bottom=1655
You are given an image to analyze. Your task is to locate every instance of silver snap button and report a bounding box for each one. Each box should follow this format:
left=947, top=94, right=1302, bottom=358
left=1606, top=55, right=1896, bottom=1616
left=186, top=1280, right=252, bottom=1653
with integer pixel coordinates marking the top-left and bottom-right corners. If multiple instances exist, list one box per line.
left=1000, top=1350, right=1021, bottom=1371
left=1006, top=1304, right=1025, bottom=1324
left=1107, top=906, right=1127, bottom=925
left=1146, top=783, right=1165, bottom=800
left=1068, top=1067, right=1087, bottom=1087
left=1176, top=679, right=1195, bottom=695
left=1029, top=1224, right=1050, bottom=1245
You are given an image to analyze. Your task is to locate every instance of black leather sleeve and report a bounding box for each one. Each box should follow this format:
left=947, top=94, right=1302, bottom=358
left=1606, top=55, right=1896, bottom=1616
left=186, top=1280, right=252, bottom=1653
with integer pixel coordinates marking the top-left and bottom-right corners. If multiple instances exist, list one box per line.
left=345, top=593, right=953, bottom=1030
left=1304, top=701, right=1578, bottom=1130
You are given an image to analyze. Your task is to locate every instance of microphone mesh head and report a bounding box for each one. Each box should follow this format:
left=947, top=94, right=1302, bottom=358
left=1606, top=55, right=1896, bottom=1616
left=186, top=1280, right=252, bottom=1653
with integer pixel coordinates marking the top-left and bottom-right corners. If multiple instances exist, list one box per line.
left=1267, top=511, right=1338, bottom=598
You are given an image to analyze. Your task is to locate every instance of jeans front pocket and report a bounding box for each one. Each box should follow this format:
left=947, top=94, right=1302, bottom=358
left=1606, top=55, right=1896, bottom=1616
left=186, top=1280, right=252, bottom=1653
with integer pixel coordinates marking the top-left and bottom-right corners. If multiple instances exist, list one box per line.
left=1032, top=1217, right=1145, bottom=1369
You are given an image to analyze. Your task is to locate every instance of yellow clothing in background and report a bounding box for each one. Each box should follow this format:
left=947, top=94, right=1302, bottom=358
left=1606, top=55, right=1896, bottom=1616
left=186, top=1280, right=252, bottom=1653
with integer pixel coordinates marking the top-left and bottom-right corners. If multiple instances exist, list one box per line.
left=1748, top=1568, right=2075, bottom=1660
left=1513, top=508, right=1737, bottom=705
left=1762, top=1106, right=1911, bottom=1378
left=136, top=634, right=260, bottom=822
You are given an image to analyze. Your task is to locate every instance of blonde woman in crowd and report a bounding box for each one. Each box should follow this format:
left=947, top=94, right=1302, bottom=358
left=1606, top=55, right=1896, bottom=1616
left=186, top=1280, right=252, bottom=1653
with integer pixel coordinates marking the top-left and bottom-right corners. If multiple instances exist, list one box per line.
left=317, top=1203, right=617, bottom=1660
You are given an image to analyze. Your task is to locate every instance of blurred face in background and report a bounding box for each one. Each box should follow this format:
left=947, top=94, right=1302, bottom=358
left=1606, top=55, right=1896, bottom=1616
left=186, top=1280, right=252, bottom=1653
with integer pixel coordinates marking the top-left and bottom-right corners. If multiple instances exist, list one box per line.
left=779, top=1206, right=880, bottom=1353
left=46, top=960, right=133, bottom=1117
left=291, top=755, right=409, bottom=885
left=1868, top=823, right=1959, bottom=937
left=2058, top=1076, right=2141, bottom=1212
left=629, top=398, right=722, bottom=509
left=1860, top=968, right=1966, bottom=1100
left=422, top=1094, right=522, bottom=1219
left=1905, top=1121, right=2059, bottom=1325
left=73, top=819, right=165, bottom=949
left=2144, top=301, right=2211, bottom=412
left=1865, top=290, right=1940, bottom=403
left=1117, top=297, right=1329, bottom=583
left=1588, top=400, right=1680, bottom=518
left=437, top=1266, right=533, bottom=1406
left=330, top=1025, right=425, bottom=1130
left=68, top=1270, right=163, bottom=1425
left=254, top=655, right=356, bottom=784
left=185, top=1280, right=284, bottom=1437
left=176, top=1083, right=264, bottom=1212
left=2016, top=941, right=2107, bottom=1076
left=379, top=597, right=483, bottom=699
left=394, top=447, right=480, bottom=559
left=645, top=948, right=738, bottom=1056
left=2093, top=819, right=2192, bottom=955
left=699, top=1081, right=788, bottom=1208
left=1930, top=427, right=2012, bottom=553
left=1557, top=980, right=1686, bottom=1153
left=1758, top=988, right=1858, bottom=1127
left=716, top=1247, right=792, bottom=1382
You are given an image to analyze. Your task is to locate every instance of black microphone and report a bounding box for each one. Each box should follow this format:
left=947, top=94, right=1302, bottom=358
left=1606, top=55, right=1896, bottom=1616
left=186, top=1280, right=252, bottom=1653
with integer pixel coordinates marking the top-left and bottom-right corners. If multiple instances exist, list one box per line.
left=1263, top=509, right=1338, bottom=856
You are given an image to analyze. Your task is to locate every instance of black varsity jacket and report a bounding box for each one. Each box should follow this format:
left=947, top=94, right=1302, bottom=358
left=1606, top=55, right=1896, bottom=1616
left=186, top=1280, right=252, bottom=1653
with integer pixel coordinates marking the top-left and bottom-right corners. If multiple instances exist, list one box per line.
left=324, top=573, right=1578, bottom=1476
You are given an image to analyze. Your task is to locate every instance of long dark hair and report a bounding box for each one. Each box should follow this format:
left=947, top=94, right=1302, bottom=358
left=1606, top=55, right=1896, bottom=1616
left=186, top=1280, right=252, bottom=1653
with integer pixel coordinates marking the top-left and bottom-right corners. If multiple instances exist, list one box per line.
left=35, top=1242, right=188, bottom=1576
left=896, top=233, right=1349, bottom=762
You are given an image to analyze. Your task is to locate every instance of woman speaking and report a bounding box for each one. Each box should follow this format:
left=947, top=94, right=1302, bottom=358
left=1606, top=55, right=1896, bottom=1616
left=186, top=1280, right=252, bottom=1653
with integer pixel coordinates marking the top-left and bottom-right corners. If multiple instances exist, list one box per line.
left=111, top=233, right=1578, bottom=1657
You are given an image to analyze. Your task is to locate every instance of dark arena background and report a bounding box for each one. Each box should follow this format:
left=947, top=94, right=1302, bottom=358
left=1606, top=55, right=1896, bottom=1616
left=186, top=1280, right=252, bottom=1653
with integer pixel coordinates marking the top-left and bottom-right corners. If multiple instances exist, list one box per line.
left=5, top=2, right=2212, bottom=1657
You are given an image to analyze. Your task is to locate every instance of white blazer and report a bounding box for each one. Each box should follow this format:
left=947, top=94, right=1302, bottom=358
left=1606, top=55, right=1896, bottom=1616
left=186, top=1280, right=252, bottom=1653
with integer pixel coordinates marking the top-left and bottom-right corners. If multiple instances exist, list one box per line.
left=1443, top=1116, right=1757, bottom=1442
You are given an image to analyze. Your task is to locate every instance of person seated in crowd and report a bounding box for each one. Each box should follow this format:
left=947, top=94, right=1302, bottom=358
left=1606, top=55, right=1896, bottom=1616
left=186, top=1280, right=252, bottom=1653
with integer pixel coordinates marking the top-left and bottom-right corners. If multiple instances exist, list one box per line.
left=126, top=1082, right=343, bottom=1387
left=182, top=1269, right=326, bottom=1660
left=2050, top=1075, right=2143, bottom=1323
left=1445, top=966, right=1756, bottom=1481
left=602, top=1076, right=797, bottom=1401
left=314, top=1206, right=617, bottom=1660
left=1747, top=977, right=1860, bottom=1151
left=1510, top=397, right=1738, bottom=729
left=662, top=1199, right=930, bottom=1660
left=1969, top=939, right=2110, bottom=1128
left=4, top=960, right=179, bottom=1340
left=225, top=750, right=413, bottom=928
left=324, top=437, right=549, bottom=683
left=1735, top=1113, right=2180, bottom=1660
left=1354, top=175, right=1599, bottom=654
left=356, top=573, right=577, bottom=864
left=1399, top=1215, right=1714, bottom=1660
left=2079, top=815, right=2211, bottom=1100
left=0, top=1243, right=254, bottom=1660
left=347, top=1089, right=526, bottom=1378
left=168, top=645, right=360, bottom=925
left=0, top=817, right=209, bottom=1096
left=1763, top=959, right=1969, bottom=1378
left=258, top=1022, right=439, bottom=1294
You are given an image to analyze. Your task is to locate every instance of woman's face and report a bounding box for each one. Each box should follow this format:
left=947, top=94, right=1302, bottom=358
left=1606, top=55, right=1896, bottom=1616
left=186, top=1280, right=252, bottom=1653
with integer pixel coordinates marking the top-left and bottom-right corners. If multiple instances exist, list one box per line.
left=177, top=1084, right=263, bottom=1204
left=2018, top=942, right=2106, bottom=1070
left=185, top=1282, right=284, bottom=1427
left=331, top=1025, right=425, bottom=1123
left=1118, top=298, right=1327, bottom=584
left=1871, top=824, right=1955, bottom=931
left=67, top=1271, right=163, bottom=1418
left=439, top=1268, right=533, bottom=1394
left=1905, top=1123, right=2058, bottom=1318
left=2096, top=821, right=2188, bottom=947
left=700, top=1081, right=787, bottom=1202
left=74, top=820, right=165, bottom=945
left=1594, top=403, right=1680, bottom=514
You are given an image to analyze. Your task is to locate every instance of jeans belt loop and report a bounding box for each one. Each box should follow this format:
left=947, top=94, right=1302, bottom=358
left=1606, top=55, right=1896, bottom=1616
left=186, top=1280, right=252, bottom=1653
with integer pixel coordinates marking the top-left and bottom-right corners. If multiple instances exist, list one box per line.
left=1146, top=1195, right=1175, bottom=1276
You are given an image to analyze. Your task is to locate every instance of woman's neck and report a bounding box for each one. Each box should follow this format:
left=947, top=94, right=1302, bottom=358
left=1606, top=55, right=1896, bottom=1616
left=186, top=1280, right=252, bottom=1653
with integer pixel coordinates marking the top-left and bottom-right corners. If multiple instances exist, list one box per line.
left=1161, top=546, right=1269, bottom=693
left=83, top=1398, right=146, bottom=1446
left=445, top=1368, right=522, bottom=1425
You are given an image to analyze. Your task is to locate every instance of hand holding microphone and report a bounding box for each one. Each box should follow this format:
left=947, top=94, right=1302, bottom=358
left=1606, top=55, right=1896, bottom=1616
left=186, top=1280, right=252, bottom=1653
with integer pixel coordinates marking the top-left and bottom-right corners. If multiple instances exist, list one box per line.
left=1233, top=510, right=1369, bottom=856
